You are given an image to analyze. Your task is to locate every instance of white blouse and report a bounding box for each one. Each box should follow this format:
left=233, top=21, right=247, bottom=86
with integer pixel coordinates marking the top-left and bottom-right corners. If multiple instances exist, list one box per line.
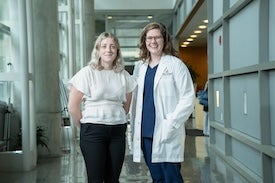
left=69, top=66, right=136, bottom=125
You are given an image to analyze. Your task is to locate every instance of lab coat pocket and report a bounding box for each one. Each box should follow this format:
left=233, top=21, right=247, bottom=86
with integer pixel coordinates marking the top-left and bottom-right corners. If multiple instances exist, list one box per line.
left=160, top=118, right=175, bottom=143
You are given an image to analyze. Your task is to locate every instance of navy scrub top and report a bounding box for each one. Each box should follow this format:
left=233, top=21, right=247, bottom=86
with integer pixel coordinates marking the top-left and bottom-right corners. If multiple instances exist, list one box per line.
left=141, top=65, right=158, bottom=138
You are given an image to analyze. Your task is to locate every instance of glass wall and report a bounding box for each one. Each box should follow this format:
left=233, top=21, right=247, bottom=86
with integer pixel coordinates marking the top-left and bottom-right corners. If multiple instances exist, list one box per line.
left=0, top=0, right=18, bottom=152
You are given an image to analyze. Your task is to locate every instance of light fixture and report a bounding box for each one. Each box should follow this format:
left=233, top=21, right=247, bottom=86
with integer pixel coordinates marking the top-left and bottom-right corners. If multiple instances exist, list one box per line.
left=187, top=38, right=194, bottom=41
left=147, top=15, right=153, bottom=19
left=203, top=19, right=208, bottom=23
left=181, top=44, right=187, bottom=47
left=198, top=25, right=207, bottom=29
left=107, top=16, right=113, bottom=19
left=190, top=34, right=197, bottom=38
left=194, top=30, right=202, bottom=34
left=183, top=41, right=190, bottom=45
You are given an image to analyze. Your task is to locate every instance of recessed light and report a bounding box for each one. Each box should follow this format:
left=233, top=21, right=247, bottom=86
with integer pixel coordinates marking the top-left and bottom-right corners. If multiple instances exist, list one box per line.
left=194, top=30, right=202, bottom=34
left=190, top=35, right=197, bottom=38
left=183, top=42, right=190, bottom=45
left=107, top=16, right=113, bottom=19
left=198, top=25, right=207, bottom=29
left=187, top=38, right=194, bottom=41
left=203, top=19, right=208, bottom=23
left=147, top=15, right=153, bottom=19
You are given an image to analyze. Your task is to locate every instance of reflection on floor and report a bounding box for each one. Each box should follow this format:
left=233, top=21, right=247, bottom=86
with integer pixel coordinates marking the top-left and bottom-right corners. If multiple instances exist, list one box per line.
left=0, top=101, right=251, bottom=183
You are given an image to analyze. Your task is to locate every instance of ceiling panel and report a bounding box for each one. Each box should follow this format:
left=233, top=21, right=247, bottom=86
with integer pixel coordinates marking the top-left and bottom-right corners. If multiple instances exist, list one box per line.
left=94, top=0, right=207, bottom=48
left=95, top=0, right=178, bottom=10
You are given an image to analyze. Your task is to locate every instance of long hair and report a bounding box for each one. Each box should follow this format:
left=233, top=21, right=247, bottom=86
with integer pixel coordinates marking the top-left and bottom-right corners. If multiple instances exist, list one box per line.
left=138, top=22, right=178, bottom=62
left=88, top=32, right=124, bottom=72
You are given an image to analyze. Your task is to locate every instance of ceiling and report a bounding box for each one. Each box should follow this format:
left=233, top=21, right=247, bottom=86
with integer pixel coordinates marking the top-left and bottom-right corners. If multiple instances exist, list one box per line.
left=177, top=0, right=207, bottom=47
left=94, top=0, right=176, bottom=31
left=94, top=0, right=207, bottom=48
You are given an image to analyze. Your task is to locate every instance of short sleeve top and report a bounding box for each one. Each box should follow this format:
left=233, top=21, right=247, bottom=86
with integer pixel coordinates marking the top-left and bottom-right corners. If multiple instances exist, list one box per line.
left=69, top=66, right=136, bottom=125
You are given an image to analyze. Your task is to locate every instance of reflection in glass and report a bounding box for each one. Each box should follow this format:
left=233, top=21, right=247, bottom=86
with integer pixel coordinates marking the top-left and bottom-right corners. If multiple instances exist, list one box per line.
left=0, top=30, right=11, bottom=73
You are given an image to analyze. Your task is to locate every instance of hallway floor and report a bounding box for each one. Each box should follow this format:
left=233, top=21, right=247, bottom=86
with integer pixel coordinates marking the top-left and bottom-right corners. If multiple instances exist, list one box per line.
left=0, top=100, right=251, bottom=183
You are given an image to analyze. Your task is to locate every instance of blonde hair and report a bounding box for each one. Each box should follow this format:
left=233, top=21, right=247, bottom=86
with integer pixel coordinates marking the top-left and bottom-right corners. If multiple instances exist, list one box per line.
left=88, top=32, right=124, bottom=72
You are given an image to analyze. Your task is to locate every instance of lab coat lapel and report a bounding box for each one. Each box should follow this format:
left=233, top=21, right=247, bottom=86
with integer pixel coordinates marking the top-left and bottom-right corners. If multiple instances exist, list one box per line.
left=154, top=60, right=167, bottom=90
left=139, top=63, right=148, bottom=82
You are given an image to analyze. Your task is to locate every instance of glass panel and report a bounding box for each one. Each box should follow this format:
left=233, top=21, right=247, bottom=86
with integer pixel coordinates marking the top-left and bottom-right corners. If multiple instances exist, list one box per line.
left=119, top=37, right=139, bottom=47
left=74, top=0, right=80, bottom=20
left=121, top=47, right=139, bottom=59
left=0, top=81, right=8, bottom=102
left=0, top=31, right=12, bottom=73
left=0, top=88, right=7, bottom=151
left=75, top=24, right=82, bottom=70
left=59, top=12, right=69, bottom=79
left=0, top=0, right=10, bottom=26
left=58, top=0, right=68, bottom=6
left=0, top=80, right=16, bottom=152
left=115, top=28, right=142, bottom=37
left=0, top=1, right=19, bottom=152
left=59, top=13, right=67, bottom=51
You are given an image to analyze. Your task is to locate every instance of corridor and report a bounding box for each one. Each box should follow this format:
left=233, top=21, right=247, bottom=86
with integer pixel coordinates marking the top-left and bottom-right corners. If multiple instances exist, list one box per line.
left=0, top=101, right=250, bottom=183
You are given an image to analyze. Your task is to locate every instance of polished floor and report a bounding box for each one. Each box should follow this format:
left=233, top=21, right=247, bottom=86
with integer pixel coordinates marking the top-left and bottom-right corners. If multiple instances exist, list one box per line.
left=0, top=100, right=251, bottom=183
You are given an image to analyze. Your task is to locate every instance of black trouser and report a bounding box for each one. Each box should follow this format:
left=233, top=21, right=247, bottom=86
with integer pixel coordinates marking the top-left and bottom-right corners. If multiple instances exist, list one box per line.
left=80, top=123, right=127, bottom=183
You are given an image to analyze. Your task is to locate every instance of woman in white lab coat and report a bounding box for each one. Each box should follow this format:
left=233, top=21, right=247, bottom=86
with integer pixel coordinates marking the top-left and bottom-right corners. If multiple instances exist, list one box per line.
left=131, top=22, right=195, bottom=182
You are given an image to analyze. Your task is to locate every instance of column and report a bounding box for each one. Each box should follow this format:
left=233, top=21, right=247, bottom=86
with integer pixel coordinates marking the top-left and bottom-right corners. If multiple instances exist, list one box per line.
left=32, top=0, right=62, bottom=157
left=83, top=0, right=95, bottom=64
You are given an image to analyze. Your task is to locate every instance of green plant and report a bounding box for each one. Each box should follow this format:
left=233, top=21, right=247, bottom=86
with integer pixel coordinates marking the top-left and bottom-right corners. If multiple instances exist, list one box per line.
left=187, top=65, right=199, bottom=83
left=36, top=126, right=49, bottom=151
left=15, top=126, right=49, bottom=151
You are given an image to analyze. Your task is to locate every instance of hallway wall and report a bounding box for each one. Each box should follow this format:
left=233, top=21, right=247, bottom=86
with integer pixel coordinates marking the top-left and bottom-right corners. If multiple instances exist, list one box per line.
left=208, top=0, right=275, bottom=182
left=179, top=46, right=208, bottom=91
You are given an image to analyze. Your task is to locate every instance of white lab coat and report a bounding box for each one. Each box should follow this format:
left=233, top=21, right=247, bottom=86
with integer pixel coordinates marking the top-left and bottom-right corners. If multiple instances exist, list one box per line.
left=131, top=55, right=195, bottom=163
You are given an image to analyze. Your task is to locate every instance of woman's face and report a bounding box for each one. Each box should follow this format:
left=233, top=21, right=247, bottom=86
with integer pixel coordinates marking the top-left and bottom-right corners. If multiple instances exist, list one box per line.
left=145, top=28, right=164, bottom=56
left=99, top=37, right=118, bottom=68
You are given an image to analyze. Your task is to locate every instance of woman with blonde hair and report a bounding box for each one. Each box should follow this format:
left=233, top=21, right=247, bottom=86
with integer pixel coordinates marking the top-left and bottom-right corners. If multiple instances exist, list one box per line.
left=68, top=32, right=136, bottom=183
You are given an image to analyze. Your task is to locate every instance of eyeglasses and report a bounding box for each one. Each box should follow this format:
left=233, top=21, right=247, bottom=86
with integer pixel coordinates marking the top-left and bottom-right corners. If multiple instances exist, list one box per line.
left=146, top=35, right=163, bottom=42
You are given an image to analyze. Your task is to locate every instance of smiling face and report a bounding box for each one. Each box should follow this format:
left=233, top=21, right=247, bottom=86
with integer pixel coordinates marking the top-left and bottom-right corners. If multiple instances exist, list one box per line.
left=99, top=37, right=118, bottom=69
left=145, top=28, right=164, bottom=57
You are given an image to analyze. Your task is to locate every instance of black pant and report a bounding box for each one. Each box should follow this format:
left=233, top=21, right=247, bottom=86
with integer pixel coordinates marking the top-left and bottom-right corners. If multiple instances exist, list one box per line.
left=80, top=123, right=127, bottom=183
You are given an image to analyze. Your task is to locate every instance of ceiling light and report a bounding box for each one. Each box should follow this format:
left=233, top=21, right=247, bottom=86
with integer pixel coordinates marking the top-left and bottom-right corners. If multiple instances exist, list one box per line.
left=107, top=16, right=112, bottom=19
left=190, top=35, right=197, bottom=38
left=187, top=38, right=194, bottom=41
left=183, top=42, right=190, bottom=45
left=203, top=19, right=208, bottom=23
left=147, top=15, right=153, bottom=19
left=115, top=20, right=149, bottom=23
left=181, top=45, right=187, bottom=47
left=198, top=25, right=207, bottom=29
left=194, top=30, right=202, bottom=34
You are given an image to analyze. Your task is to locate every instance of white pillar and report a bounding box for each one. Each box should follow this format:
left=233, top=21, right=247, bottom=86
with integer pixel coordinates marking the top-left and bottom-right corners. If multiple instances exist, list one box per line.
left=20, top=0, right=36, bottom=171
